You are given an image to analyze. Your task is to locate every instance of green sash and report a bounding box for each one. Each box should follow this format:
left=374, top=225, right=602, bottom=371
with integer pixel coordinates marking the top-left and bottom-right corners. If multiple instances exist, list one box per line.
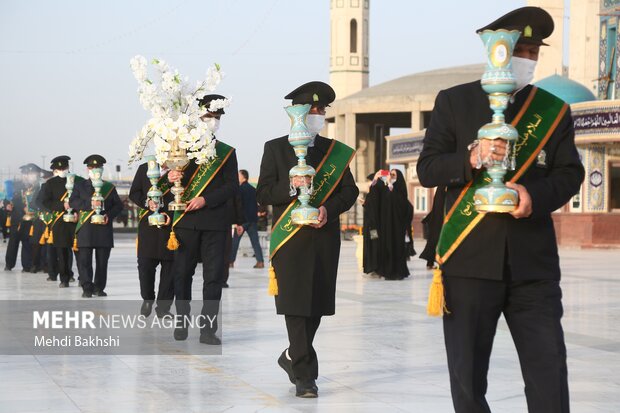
left=138, top=174, right=173, bottom=222
left=75, top=182, right=115, bottom=234
left=269, top=139, right=356, bottom=260
left=41, top=191, right=68, bottom=229
left=170, top=141, right=235, bottom=228
left=436, top=86, right=568, bottom=265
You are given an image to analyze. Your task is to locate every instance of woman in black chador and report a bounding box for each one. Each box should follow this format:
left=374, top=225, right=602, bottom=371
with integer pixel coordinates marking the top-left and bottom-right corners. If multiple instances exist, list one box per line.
left=365, top=169, right=413, bottom=280
left=362, top=173, right=381, bottom=275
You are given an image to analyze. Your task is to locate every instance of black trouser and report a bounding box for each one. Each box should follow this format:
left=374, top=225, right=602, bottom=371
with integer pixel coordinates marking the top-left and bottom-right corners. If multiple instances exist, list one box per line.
left=221, top=228, right=232, bottom=285
left=31, top=243, right=43, bottom=271
left=77, top=247, right=111, bottom=293
left=285, top=315, right=322, bottom=380
left=69, top=250, right=75, bottom=277
left=55, top=247, right=73, bottom=284
left=138, top=257, right=174, bottom=313
left=47, top=246, right=59, bottom=280
left=4, top=227, right=32, bottom=270
left=443, top=276, right=569, bottom=413
left=172, top=228, right=225, bottom=335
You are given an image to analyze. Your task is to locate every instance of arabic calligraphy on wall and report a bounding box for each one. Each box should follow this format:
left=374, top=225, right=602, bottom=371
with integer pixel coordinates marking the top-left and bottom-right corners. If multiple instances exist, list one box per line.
left=572, top=107, right=620, bottom=135
left=389, top=138, right=424, bottom=160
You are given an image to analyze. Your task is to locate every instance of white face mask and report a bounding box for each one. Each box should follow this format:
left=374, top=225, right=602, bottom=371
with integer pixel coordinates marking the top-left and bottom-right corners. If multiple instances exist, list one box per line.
left=206, top=118, right=220, bottom=133
left=88, top=169, right=96, bottom=180
left=306, top=114, right=325, bottom=136
left=55, top=170, right=68, bottom=178
left=26, top=173, right=38, bottom=184
left=512, top=56, right=537, bottom=90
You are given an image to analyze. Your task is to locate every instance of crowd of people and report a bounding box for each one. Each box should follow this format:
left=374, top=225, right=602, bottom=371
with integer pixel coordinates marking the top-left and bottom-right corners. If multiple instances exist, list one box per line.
left=0, top=6, right=584, bottom=410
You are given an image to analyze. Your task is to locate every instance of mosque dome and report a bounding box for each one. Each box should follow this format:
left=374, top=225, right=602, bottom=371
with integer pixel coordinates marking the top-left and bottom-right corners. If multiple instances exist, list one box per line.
left=534, top=74, right=596, bottom=104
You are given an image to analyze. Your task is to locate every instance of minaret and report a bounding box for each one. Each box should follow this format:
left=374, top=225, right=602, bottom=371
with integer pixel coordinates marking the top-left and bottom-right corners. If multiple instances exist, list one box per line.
left=329, top=0, right=369, bottom=99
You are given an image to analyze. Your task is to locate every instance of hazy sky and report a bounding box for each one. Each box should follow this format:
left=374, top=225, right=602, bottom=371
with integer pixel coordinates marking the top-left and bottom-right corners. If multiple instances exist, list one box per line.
left=0, top=0, right=527, bottom=182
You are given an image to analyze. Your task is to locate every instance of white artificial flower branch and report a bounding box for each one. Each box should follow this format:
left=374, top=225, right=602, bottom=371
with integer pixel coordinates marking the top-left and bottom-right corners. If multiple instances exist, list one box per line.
left=128, top=56, right=230, bottom=166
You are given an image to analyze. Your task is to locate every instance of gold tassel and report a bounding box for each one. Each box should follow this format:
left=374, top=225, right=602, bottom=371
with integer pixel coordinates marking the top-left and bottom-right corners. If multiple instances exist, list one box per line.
left=47, top=230, right=54, bottom=244
left=268, top=265, right=278, bottom=296
left=166, top=230, right=180, bottom=251
left=5, top=216, right=10, bottom=227
left=72, top=236, right=79, bottom=252
left=135, top=237, right=139, bottom=253
left=427, top=268, right=448, bottom=317
left=29, top=224, right=34, bottom=236
left=39, top=227, right=49, bottom=245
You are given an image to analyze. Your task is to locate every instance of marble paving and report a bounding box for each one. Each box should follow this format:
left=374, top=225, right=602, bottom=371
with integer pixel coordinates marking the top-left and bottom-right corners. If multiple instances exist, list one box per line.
left=0, top=234, right=619, bottom=413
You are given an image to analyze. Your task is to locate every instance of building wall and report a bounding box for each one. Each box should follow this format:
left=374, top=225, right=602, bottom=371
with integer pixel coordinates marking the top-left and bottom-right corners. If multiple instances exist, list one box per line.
left=569, top=0, right=599, bottom=96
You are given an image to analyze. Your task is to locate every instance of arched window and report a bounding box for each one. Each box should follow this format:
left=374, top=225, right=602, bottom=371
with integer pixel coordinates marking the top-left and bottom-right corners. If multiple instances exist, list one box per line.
left=350, top=19, right=357, bottom=53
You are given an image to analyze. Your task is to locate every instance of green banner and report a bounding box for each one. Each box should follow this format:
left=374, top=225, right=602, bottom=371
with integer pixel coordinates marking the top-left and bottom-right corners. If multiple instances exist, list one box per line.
left=171, top=141, right=235, bottom=228
left=436, top=87, right=568, bottom=264
left=269, top=139, right=356, bottom=259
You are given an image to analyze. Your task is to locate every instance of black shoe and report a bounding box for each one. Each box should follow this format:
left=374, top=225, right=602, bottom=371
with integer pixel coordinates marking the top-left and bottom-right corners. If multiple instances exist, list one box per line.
left=3, top=266, right=11, bottom=271
left=155, top=309, right=174, bottom=319
left=21, top=268, right=30, bottom=273
left=70, top=277, right=75, bottom=282
left=173, top=328, right=188, bottom=341
left=140, top=301, right=153, bottom=317
left=82, top=291, right=92, bottom=298
left=221, top=282, right=229, bottom=288
left=59, top=282, right=69, bottom=288
left=30, top=267, right=40, bottom=273
left=295, top=379, right=318, bottom=398
left=46, top=276, right=57, bottom=282
left=95, top=290, right=107, bottom=297
left=278, top=350, right=295, bottom=384
left=199, top=333, right=221, bottom=345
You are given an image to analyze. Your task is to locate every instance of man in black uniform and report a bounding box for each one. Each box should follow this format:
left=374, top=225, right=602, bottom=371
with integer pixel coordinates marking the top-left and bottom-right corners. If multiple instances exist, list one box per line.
left=69, top=155, right=123, bottom=298
left=129, top=159, right=174, bottom=317
left=167, top=94, right=238, bottom=345
left=0, top=199, right=9, bottom=242
left=4, top=164, right=41, bottom=272
left=36, top=156, right=82, bottom=288
left=29, top=169, right=53, bottom=274
left=417, top=7, right=584, bottom=413
left=256, top=81, right=359, bottom=398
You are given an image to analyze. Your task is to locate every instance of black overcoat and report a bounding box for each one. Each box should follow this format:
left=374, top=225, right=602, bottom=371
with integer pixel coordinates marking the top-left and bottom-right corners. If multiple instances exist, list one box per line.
left=36, top=175, right=83, bottom=248
left=168, top=140, right=239, bottom=232
left=256, top=135, right=359, bottom=316
left=69, top=178, right=123, bottom=248
left=128, top=163, right=174, bottom=261
left=417, top=81, right=585, bottom=281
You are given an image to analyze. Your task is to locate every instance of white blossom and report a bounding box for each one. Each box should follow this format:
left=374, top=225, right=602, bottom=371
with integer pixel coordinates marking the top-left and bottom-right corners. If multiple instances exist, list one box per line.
left=128, top=55, right=226, bottom=165
left=208, top=98, right=230, bottom=112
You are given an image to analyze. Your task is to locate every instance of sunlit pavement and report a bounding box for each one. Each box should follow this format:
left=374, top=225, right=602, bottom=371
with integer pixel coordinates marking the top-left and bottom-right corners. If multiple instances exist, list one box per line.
left=0, top=234, right=618, bottom=412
